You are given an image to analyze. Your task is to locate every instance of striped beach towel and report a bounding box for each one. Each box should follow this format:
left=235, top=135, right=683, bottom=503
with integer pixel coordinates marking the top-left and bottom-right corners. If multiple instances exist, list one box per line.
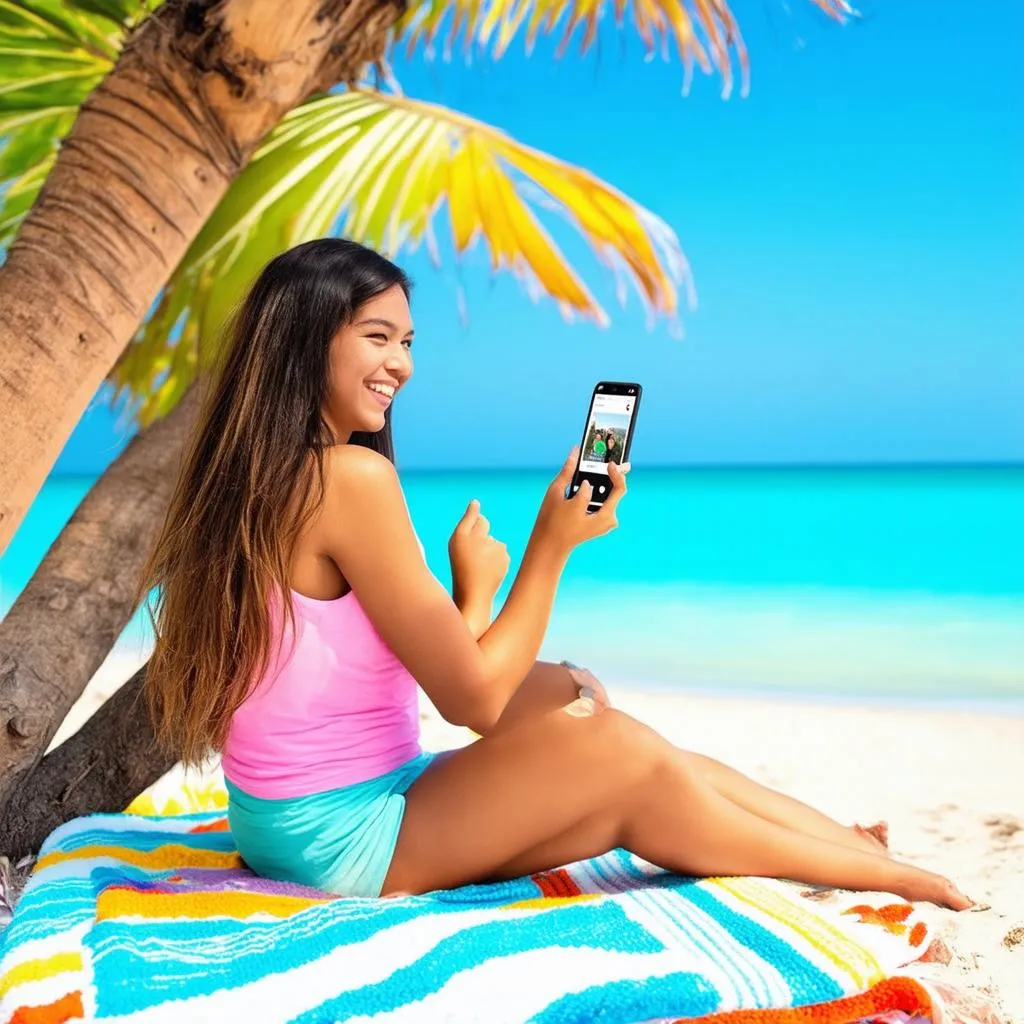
left=1, top=801, right=944, bottom=1023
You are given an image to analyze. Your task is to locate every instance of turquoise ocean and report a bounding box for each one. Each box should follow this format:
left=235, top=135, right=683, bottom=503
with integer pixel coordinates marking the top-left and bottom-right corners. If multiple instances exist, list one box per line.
left=2, top=466, right=1022, bottom=710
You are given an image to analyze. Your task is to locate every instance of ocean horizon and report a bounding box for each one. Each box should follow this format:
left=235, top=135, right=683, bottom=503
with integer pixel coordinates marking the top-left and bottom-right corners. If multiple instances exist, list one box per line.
left=3, top=464, right=1022, bottom=711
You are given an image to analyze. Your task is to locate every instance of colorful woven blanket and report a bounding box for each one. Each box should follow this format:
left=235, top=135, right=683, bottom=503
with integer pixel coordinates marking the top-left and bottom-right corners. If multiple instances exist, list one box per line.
left=1, top=792, right=944, bottom=1024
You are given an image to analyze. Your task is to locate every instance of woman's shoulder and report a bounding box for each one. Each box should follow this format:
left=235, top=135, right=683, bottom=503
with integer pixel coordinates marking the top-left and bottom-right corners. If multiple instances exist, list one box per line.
left=321, top=445, right=404, bottom=516
left=324, top=443, right=393, bottom=473
left=315, top=446, right=424, bottom=580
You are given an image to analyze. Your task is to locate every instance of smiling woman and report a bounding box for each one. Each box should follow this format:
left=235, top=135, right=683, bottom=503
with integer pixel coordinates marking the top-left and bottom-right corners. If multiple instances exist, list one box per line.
left=133, top=238, right=974, bottom=910
left=138, top=239, right=414, bottom=764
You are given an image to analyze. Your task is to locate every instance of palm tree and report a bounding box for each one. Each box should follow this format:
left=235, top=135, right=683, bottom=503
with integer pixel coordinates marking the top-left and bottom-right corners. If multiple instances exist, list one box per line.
left=0, top=0, right=850, bottom=856
left=0, top=0, right=849, bottom=547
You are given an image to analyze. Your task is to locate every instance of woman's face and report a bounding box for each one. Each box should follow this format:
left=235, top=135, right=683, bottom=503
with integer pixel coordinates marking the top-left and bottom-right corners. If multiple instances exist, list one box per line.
left=322, top=284, right=414, bottom=441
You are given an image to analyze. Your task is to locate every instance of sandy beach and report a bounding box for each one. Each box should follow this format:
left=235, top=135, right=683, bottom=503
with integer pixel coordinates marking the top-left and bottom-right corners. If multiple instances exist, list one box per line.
left=39, top=656, right=1024, bottom=1022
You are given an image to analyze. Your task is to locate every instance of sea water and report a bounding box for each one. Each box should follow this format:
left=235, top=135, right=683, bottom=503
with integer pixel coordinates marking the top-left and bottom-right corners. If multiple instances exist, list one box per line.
left=2, top=466, right=1021, bottom=708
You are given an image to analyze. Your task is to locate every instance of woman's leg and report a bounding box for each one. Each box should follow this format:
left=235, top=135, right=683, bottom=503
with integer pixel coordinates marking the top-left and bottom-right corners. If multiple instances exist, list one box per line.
left=490, top=661, right=886, bottom=857
left=683, top=752, right=889, bottom=857
left=384, top=705, right=971, bottom=908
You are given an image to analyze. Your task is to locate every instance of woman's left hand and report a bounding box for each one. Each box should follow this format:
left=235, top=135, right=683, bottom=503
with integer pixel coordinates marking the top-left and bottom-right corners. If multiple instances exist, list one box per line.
left=560, top=662, right=611, bottom=715
left=449, top=499, right=511, bottom=609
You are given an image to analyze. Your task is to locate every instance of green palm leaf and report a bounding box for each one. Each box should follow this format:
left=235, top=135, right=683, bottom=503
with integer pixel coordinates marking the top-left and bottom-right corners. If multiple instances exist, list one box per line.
left=0, top=1, right=159, bottom=242
left=0, top=0, right=129, bottom=76
left=399, top=0, right=853, bottom=97
left=111, top=89, right=686, bottom=424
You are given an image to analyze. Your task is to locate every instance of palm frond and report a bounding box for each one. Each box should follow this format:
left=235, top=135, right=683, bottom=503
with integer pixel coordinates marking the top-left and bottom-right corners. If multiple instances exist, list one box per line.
left=0, top=149, right=51, bottom=246
left=399, top=0, right=853, bottom=97
left=0, top=0, right=131, bottom=68
left=111, top=89, right=685, bottom=424
left=0, top=0, right=156, bottom=241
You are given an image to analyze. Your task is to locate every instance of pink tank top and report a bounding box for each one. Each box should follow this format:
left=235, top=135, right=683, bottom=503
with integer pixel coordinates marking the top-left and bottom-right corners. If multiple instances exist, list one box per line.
left=221, top=586, right=422, bottom=798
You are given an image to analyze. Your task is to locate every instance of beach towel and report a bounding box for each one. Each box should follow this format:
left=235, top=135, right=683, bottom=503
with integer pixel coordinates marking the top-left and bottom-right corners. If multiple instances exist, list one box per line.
left=0, top=771, right=950, bottom=1024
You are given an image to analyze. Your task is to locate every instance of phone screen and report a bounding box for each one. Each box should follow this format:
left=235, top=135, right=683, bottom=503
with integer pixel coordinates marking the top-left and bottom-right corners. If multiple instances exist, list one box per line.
left=570, top=382, right=641, bottom=508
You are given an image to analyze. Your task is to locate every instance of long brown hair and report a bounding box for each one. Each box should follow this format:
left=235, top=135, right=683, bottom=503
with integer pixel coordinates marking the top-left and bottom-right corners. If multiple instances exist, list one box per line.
left=137, top=239, right=411, bottom=766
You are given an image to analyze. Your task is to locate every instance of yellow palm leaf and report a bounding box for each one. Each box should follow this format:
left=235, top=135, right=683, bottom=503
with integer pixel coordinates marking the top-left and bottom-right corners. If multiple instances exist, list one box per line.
left=111, top=89, right=685, bottom=424
left=399, top=0, right=853, bottom=97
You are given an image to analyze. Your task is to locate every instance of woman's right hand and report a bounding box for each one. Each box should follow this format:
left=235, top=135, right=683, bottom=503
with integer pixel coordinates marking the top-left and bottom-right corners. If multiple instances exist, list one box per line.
left=532, top=448, right=629, bottom=556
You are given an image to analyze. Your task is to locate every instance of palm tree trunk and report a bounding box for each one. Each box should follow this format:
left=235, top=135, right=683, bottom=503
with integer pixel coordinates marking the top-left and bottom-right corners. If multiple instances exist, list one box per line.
left=0, top=385, right=201, bottom=828
left=0, top=667, right=172, bottom=861
left=0, top=0, right=404, bottom=554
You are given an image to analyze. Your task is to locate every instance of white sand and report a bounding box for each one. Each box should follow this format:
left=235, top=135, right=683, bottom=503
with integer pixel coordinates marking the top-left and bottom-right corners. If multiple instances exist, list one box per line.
left=39, top=660, right=1024, bottom=1021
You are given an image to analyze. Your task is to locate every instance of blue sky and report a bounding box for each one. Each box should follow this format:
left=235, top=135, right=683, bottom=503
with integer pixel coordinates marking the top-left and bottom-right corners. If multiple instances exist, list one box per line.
left=56, top=0, right=1023, bottom=475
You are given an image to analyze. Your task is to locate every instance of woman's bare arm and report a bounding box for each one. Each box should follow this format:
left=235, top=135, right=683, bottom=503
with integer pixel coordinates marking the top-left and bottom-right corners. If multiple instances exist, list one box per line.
left=456, top=593, right=493, bottom=641
left=320, top=445, right=569, bottom=731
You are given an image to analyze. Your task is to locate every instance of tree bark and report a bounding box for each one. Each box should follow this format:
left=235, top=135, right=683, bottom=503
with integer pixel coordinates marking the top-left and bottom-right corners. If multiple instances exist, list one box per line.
left=0, top=385, right=201, bottom=825
left=0, top=0, right=404, bottom=553
left=0, top=667, right=174, bottom=861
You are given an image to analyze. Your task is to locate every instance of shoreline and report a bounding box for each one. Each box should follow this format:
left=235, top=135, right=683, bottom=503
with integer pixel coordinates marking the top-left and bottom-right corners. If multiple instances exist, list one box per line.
left=611, top=674, right=1024, bottom=718
left=57, top=636, right=1024, bottom=714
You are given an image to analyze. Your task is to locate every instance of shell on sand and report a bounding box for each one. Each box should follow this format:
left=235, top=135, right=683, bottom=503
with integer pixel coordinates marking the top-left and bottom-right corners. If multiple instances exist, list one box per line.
left=0, top=854, right=34, bottom=927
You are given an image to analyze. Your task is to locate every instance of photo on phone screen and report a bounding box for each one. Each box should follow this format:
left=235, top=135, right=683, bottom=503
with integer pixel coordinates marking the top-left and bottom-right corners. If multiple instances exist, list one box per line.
left=570, top=381, right=641, bottom=509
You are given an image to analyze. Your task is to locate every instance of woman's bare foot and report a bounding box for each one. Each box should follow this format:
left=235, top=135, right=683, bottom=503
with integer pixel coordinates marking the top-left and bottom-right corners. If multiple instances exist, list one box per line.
left=894, top=866, right=974, bottom=910
left=853, top=821, right=890, bottom=856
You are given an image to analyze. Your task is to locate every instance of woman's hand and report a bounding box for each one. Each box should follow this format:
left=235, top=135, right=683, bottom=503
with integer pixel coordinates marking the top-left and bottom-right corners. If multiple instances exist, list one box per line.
left=531, top=449, right=630, bottom=557
left=449, top=500, right=511, bottom=615
left=560, top=662, right=611, bottom=716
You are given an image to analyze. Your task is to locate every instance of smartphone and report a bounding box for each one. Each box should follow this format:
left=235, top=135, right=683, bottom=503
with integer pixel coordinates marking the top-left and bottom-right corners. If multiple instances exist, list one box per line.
left=569, top=381, right=642, bottom=511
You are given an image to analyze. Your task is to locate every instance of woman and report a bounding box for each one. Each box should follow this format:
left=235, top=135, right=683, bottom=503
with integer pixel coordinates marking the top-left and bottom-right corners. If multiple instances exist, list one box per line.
left=140, top=239, right=972, bottom=909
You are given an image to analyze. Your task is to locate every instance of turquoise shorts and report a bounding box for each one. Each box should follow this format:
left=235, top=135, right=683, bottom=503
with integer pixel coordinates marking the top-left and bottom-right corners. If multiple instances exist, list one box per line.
left=225, top=751, right=438, bottom=898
